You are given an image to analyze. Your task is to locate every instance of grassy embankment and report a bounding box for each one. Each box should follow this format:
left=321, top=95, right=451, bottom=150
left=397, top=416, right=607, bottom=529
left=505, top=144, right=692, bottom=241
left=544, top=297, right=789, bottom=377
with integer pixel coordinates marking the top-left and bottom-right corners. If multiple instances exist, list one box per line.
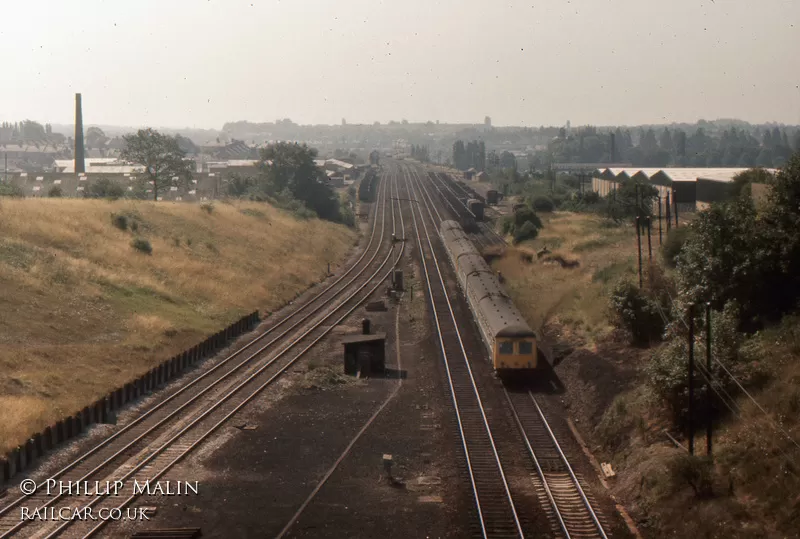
left=0, top=199, right=356, bottom=454
left=493, top=209, right=800, bottom=538
left=490, top=211, right=638, bottom=346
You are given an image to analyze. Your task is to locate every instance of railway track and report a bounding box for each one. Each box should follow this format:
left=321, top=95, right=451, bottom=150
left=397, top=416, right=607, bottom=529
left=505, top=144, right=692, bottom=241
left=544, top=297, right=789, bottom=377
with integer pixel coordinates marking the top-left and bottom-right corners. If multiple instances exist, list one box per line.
left=401, top=163, right=524, bottom=539
left=408, top=162, right=611, bottom=539
left=0, top=167, right=402, bottom=539
left=505, top=390, right=610, bottom=539
left=426, top=170, right=506, bottom=248
left=273, top=161, right=410, bottom=539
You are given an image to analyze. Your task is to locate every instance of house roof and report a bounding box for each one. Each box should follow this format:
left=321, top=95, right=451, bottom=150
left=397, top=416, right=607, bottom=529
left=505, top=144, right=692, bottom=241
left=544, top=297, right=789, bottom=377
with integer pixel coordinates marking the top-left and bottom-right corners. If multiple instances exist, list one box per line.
left=596, top=167, right=778, bottom=185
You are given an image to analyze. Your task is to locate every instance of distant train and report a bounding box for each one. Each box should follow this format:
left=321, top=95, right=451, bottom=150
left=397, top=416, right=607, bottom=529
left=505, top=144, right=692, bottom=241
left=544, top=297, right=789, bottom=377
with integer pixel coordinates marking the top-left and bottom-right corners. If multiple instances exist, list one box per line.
left=439, top=220, right=538, bottom=374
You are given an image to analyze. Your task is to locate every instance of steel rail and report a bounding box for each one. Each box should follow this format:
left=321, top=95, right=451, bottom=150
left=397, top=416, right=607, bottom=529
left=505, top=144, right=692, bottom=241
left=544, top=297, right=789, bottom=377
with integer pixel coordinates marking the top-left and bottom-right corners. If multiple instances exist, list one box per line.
left=528, top=392, right=608, bottom=539
left=0, top=169, right=390, bottom=523
left=429, top=171, right=506, bottom=246
left=503, top=389, right=571, bottom=538
left=1, top=170, right=398, bottom=538
left=273, top=162, right=408, bottom=539
left=404, top=163, right=524, bottom=539
left=72, top=166, right=405, bottom=539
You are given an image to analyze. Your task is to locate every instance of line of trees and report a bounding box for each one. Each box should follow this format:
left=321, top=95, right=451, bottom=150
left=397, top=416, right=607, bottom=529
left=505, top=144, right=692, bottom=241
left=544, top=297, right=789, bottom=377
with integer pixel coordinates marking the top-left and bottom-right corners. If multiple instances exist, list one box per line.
left=410, top=144, right=430, bottom=162
left=452, top=140, right=486, bottom=171
left=544, top=125, right=800, bottom=168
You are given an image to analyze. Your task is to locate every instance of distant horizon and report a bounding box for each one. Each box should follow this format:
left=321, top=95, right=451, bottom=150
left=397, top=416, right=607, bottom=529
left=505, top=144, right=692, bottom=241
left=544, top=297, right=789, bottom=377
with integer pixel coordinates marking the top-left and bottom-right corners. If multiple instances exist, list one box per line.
left=31, top=116, right=799, bottom=135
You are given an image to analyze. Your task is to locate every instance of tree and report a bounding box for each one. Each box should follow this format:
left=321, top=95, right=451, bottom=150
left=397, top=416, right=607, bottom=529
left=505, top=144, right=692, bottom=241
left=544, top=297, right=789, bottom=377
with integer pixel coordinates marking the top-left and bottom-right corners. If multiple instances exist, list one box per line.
left=659, top=128, right=674, bottom=153
left=86, top=127, right=108, bottom=149
left=258, top=142, right=340, bottom=221
left=453, top=140, right=467, bottom=170
left=369, top=150, right=380, bottom=166
left=121, top=128, right=194, bottom=201
left=20, top=120, right=46, bottom=140
left=639, top=129, right=658, bottom=153
left=729, top=168, right=773, bottom=198
left=499, top=151, right=517, bottom=170
left=85, top=177, right=124, bottom=199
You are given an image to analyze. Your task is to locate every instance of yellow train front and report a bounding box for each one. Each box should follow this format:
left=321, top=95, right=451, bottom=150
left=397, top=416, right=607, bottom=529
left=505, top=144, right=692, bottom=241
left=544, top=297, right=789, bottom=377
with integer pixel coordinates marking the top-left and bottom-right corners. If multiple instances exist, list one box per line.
left=439, top=220, right=538, bottom=377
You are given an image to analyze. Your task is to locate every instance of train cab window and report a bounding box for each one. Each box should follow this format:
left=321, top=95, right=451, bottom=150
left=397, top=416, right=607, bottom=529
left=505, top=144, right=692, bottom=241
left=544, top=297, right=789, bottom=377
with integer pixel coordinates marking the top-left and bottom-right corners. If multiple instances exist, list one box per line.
left=499, top=341, right=514, bottom=355
left=518, top=341, right=533, bottom=355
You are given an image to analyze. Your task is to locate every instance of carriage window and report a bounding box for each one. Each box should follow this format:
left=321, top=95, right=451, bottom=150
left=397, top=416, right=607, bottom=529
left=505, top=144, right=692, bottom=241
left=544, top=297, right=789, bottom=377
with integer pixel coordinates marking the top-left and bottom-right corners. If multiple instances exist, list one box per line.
left=518, top=341, right=533, bottom=355
left=499, top=341, right=514, bottom=355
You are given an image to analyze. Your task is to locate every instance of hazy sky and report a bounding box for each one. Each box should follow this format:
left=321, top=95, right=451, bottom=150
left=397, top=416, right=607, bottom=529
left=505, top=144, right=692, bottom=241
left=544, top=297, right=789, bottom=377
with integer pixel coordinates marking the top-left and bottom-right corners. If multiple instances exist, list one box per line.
left=1, top=0, right=798, bottom=128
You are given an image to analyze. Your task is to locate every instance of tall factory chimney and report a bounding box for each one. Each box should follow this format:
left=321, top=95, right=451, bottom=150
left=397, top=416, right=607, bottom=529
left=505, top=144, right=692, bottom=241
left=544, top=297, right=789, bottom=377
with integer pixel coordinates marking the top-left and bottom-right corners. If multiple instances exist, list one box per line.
left=610, top=132, right=616, bottom=163
left=74, top=93, right=85, bottom=174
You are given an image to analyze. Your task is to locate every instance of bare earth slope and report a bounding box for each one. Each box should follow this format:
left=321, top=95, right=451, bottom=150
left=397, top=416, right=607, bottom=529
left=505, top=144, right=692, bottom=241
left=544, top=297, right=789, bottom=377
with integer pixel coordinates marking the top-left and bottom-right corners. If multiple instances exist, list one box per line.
left=0, top=198, right=356, bottom=453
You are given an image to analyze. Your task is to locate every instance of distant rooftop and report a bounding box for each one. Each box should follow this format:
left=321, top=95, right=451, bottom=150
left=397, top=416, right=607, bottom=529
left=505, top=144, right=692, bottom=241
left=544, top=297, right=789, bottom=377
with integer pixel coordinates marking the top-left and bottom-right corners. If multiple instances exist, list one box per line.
left=595, top=167, right=778, bottom=184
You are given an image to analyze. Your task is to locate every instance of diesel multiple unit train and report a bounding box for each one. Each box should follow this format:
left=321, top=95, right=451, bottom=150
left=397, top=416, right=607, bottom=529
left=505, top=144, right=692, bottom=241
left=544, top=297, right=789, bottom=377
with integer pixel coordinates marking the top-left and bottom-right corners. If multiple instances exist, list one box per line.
left=439, top=220, right=538, bottom=373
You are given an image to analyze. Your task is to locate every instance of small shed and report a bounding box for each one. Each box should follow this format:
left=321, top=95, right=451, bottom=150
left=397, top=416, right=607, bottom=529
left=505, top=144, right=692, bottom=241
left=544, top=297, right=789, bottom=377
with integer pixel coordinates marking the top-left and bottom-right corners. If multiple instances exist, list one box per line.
left=475, top=171, right=488, bottom=182
left=463, top=167, right=477, bottom=181
left=486, top=189, right=499, bottom=205
left=342, top=333, right=386, bottom=376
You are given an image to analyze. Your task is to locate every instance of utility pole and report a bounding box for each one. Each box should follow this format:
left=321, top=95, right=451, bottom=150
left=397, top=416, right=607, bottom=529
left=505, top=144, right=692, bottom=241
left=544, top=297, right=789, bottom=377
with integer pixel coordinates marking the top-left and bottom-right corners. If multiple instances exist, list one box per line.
left=665, top=191, right=672, bottom=233
left=657, top=194, right=663, bottom=245
left=688, top=303, right=695, bottom=456
left=674, top=192, right=679, bottom=228
left=646, top=216, right=652, bottom=261
left=706, top=303, right=713, bottom=457
left=636, top=216, right=643, bottom=288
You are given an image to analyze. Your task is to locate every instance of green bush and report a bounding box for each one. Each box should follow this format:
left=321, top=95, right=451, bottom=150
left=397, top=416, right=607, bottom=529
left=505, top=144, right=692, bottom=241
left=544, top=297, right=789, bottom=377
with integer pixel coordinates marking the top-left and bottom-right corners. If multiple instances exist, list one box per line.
left=339, top=205, right=356, bottom=227
left=610, top=280, right=667, bottom=345
left=513, top=221, right=539, bottom=244
left=0, top=183, right=24, bottom=197
left=530, top=195, right=555, bottom=212
left=130, top=238, right=152, bottom=254
left=48, top=186, right=63, bottom=197
left=86, top=177, right=124, bottom=199
left=667, top=454, right=714, bottom=498
left=583, top=191, right=601, bottom=204
left=645, top=338, right=689, bottom=419
left=111, top=213, right=128, bottom=231
left=662, top=227, right=692, bottom=268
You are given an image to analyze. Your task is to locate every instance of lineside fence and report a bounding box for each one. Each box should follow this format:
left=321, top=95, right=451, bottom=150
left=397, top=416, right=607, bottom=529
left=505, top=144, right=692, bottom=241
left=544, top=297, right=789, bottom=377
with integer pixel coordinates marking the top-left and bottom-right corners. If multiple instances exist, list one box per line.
left=0, top=310, right=260, bottom=486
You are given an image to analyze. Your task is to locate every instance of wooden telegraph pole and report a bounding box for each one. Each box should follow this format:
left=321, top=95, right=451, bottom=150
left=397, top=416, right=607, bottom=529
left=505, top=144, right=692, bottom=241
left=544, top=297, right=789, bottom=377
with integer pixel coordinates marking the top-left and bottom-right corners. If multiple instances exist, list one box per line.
left=688, top=303, right=695, bottom=455
left=706, top=303, right=713, bottom=457
left=636, top=216, right=643, bottom=288
left=657, top=194, right=663, bottom=245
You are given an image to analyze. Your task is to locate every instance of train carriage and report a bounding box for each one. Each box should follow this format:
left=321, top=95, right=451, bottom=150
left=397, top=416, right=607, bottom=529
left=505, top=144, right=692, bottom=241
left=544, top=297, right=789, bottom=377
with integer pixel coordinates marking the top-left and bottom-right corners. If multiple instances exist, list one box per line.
left=439, top=220, right=537, bottom=375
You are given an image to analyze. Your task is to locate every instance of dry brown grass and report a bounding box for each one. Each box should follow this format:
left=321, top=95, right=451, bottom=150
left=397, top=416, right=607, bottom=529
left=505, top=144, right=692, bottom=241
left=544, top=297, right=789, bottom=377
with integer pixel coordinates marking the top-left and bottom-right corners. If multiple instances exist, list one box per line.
left=492, top=211, right=639, bottom=347
left=0, top=198, right=355, bottom=453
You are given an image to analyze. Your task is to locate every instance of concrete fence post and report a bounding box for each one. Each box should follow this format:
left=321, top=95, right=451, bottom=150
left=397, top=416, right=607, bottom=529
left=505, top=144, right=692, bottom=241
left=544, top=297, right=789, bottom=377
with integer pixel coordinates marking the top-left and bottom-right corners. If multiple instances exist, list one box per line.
left=115, top=388, right=124, bottom=410
left=95, top=400, right=105, bottom=424
left=2, top=457, right=12, bottom=484
left=8, top=449, right=19, bottom=480
left=24, top=440, right=34, bottom=467
left=33, top=433, right=44, bottom=457
left=82, top=406, right=92, bottom=428
left=55, top=420, right=65, bottom=443
left=16, top=446, right=25, bottom=474
left=73, top=414, right=83, bottom=435
left=64, top=417, right=73, bottom=440
left=43, top=426, right=54, bottom=451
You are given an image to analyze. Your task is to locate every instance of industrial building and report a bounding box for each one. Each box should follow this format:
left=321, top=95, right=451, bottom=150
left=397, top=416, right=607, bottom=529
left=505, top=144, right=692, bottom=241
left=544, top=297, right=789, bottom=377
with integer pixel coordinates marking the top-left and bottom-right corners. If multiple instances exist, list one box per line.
left=591, top=167, right=778, bottom=211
